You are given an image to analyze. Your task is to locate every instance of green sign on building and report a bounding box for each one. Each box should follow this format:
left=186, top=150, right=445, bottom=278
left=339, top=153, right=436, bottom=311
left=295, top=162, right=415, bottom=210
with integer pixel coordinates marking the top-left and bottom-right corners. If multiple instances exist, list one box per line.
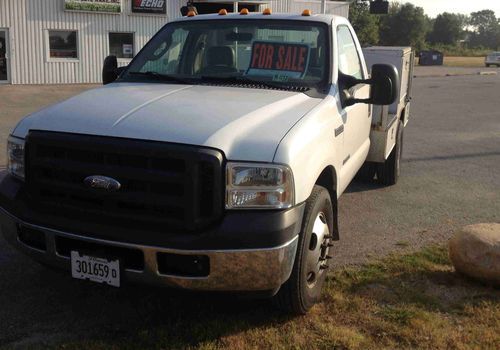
left=64, top=0, right=122, bottom=13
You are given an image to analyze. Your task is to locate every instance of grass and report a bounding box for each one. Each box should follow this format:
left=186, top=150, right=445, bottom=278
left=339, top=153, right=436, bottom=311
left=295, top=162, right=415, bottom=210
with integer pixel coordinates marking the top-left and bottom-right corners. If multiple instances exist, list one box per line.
left=426, top=45, right=491, bottom=58
left=44, top=246, right=500, bottom=349
left=443, top=57, right=488, bottom=68
left=416, top=56, right=489, bottom=68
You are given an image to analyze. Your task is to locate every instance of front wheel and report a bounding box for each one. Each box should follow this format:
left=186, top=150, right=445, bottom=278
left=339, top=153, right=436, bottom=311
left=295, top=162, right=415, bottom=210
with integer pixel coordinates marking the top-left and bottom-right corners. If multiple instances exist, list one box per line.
left=274, top=185, right=334, bottom=314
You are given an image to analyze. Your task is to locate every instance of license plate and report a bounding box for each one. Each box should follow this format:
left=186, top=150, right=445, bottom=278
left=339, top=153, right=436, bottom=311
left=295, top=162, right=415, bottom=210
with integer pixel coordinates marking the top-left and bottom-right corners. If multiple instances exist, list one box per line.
left=71, top=251, right=120, bottom=287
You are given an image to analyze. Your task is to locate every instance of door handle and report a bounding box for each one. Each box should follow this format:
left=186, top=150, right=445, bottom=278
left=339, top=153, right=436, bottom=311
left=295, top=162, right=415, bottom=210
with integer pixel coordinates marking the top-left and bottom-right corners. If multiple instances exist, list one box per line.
left=335, top=125, right=344, bottom=137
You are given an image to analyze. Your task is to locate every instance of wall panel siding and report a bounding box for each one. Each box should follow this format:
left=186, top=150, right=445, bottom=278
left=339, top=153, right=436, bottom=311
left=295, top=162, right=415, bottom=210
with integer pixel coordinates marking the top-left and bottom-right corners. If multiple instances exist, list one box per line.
left=0, top=0, right=170, bottom=84
left=0, top=0, right=348, bottom=84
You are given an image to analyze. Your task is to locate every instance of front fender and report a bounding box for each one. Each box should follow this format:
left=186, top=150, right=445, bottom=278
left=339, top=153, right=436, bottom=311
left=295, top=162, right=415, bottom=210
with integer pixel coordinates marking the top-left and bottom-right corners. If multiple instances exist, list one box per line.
left=273, top=95, right=343, bottom=204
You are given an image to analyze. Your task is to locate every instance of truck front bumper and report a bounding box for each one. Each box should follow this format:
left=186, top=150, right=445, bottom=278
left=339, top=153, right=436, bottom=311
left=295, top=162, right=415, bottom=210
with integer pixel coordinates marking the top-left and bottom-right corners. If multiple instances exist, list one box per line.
left=0, top=172, right=303, bottom=293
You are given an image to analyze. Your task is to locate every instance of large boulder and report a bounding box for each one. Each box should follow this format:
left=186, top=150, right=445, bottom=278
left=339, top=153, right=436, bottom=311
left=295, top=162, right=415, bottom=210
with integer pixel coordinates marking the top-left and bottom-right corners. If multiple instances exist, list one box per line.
left=449, top=223, right=500, bottom=286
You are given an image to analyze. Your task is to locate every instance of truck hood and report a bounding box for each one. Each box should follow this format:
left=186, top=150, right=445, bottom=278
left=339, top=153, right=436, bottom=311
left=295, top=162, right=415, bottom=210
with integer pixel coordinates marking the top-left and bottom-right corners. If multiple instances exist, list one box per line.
left=13, top=83, right=322, bottom=161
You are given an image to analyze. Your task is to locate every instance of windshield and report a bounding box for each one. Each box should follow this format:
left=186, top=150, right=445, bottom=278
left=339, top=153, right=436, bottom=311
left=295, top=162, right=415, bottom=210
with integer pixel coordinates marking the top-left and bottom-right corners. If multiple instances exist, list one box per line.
left=122, top=19, right=329, bottom=90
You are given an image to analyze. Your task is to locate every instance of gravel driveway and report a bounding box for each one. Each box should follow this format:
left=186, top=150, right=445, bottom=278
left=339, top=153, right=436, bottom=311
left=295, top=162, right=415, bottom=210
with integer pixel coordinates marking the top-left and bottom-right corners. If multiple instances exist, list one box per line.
left=0, top=72, right=499, bottom=346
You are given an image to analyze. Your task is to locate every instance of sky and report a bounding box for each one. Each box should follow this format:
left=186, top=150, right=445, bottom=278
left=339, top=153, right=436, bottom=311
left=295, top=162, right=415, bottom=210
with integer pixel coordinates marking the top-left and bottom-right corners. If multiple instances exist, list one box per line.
left=402, top=0, right=500, bottom=18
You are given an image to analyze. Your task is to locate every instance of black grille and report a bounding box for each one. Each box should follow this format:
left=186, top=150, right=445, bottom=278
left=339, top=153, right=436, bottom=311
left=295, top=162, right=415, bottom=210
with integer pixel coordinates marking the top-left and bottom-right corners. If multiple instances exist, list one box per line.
left=25, top=131, right=224, bottom=232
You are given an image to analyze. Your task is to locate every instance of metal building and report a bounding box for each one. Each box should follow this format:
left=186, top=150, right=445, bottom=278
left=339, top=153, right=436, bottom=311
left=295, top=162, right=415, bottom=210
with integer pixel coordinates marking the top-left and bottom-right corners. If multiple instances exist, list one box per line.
left=0, top=0, right=349, bottom=85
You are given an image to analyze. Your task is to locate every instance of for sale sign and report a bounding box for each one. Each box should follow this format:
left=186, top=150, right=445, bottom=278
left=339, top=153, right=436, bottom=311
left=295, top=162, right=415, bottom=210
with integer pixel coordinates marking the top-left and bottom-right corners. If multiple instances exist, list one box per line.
left=64, top=0, right=122, bottom=13
left=247, top=41, right=310, bottom=80
left=132, top=0, right=166, bottom=14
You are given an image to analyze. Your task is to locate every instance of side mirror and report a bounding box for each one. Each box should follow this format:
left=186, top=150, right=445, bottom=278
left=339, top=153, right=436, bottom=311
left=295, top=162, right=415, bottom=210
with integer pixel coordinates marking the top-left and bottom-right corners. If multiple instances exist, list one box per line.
left=344, top=64, right=399, bottom=107
left=369, top=64, right=399, bottom=105
left=102, top=55, right=118, bottom=85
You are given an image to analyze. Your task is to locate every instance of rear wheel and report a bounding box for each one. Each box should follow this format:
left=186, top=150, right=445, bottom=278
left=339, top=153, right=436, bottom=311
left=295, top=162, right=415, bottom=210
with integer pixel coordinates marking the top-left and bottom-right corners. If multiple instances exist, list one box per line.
left=275, top=185, right=334, bottom=314
left=377, top=120, right=404, bottom=186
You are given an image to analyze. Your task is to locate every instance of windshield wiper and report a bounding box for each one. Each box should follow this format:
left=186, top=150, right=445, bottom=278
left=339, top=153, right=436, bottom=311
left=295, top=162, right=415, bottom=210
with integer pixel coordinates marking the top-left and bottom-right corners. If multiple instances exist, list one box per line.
left=127, top=71, right=191, bottom=84
left=200, top=75, right=310, bottom=91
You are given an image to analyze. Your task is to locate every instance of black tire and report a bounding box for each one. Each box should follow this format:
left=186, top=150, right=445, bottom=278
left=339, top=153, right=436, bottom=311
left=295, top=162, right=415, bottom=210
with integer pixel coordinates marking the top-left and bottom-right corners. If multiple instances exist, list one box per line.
left=274, top=185, right=334, bottom=315
left=486, top=64, right=490, bottom=67
left=355, top=161, right=377, bottom=182
left=377, top=120, right=404, bottom=186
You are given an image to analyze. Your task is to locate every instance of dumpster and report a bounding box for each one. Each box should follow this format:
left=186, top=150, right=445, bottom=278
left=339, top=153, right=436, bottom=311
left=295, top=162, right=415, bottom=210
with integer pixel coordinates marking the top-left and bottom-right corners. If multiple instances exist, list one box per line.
left=419, top=50, right=444, bottom=66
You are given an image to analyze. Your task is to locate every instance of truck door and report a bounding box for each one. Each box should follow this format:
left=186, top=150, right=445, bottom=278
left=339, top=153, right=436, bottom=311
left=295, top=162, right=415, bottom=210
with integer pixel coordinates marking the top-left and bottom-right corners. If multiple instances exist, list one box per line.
left=336, top=25, right=370, bottom=171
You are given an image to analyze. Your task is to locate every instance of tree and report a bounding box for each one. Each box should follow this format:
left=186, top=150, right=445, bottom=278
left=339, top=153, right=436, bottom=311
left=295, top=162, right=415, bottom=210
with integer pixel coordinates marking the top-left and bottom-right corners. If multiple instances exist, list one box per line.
left=348, top=0, right=380, bottom=46
left=379, top=3, right=429, bottom=50
left=469, top=10, right=499, bottom=49
left=428, top=13, right=467, bottom=45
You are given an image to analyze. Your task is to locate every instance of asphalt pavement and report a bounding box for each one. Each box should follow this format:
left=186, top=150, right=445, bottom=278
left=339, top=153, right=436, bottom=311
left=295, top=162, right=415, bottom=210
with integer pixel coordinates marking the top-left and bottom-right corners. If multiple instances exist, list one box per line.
left=336, top=73, right=500, bottom=265
left=0, top=72, right=499, bottom=346
left=413, top=65, right=499, bottom=77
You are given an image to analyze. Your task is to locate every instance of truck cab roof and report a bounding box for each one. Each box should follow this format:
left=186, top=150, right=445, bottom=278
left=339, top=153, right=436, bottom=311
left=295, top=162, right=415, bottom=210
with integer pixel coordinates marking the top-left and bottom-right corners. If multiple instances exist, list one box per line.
left=171, top=12, right=348, bottom=26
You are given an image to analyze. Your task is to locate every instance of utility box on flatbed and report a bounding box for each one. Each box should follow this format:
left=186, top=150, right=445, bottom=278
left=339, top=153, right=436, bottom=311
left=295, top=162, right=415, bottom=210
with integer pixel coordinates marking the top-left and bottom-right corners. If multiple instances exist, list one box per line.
left=363, top=47, right=414, bottom=163
left=363, top=46, right=414, bottom=121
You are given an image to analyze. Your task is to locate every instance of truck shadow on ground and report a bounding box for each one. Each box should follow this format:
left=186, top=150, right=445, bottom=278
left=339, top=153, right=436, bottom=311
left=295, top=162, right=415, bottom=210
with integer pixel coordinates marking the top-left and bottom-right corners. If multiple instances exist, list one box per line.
left=67, top=285, right=290, bottom=345
left=345, top=179, right=386, bottom=193
left=2, top=246, right=499, bottom=348
left=0, top=261, right=295, bottom=347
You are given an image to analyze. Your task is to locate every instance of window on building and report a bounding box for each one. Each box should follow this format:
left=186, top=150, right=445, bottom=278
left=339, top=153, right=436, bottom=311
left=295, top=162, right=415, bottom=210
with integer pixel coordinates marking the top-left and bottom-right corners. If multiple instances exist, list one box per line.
left=48, top=30, right=78, bottom=59
left=109, top=33, right=135, bottom=59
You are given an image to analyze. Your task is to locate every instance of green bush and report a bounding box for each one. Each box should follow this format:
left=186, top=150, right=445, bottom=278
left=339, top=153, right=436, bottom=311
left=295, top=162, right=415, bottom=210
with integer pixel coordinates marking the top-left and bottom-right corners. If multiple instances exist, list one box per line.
left=65, top=2, right=121, bottom=13
left=426, top=44, right=492, bottom=57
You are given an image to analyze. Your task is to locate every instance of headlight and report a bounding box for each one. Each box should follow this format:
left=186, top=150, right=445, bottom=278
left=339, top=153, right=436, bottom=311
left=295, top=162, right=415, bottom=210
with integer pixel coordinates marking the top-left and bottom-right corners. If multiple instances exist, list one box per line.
left=226, top=163, right=294, bottom=209
left=7, top=136, right=25, bottom=180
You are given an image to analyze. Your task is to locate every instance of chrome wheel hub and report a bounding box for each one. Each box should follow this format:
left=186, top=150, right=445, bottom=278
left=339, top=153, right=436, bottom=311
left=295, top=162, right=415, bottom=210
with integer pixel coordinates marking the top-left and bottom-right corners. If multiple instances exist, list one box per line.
left=306, top=212, right=332, bottom=288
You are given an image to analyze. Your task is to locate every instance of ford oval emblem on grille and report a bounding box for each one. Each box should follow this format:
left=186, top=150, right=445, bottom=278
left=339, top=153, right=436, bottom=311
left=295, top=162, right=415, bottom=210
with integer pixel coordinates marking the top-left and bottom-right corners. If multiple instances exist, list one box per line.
left=84, top=175, right=121, bottom=191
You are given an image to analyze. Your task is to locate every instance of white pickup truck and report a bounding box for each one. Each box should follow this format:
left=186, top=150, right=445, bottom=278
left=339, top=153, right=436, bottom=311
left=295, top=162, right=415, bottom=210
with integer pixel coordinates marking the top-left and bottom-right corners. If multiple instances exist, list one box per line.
left=1, top=10, right=412, bottom=314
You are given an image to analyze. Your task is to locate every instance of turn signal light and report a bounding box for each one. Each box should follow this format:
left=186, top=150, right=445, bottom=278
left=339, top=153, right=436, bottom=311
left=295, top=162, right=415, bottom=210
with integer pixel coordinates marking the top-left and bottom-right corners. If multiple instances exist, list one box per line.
left=187, top=10, right=196, bottom=17
left=302, top=9, right=312, bottom=16
left=240, top=8, right=249, bottom=15
left=219, top=9, right=228, bottom=15
left=262, top=8, right=272, bottom=15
